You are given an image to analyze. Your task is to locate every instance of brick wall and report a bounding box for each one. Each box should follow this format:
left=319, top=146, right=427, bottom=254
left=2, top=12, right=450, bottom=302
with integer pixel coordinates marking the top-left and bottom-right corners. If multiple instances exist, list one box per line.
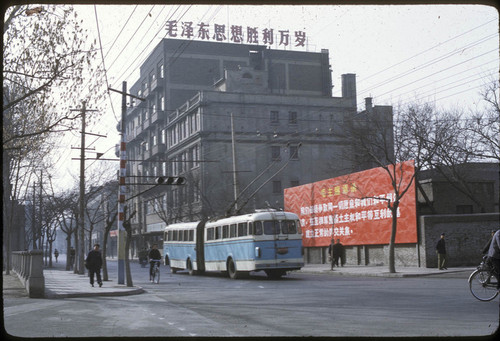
left=304, top=213, right=499, bottom=268
left=419, top=213, right=499, bottom=268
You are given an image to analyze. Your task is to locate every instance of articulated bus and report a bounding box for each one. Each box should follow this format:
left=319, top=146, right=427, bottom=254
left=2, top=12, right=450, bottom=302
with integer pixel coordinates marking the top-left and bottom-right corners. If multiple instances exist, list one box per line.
left=163, top=210, right=304, bottom=279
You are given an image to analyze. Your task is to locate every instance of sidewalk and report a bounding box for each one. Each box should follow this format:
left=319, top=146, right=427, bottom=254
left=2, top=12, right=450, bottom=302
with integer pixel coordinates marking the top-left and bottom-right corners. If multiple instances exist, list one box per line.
left=43, top=268, right=144, bottom=298
left=3, top=254, right=143, bottom=299
left=3, top=257, right=474, bottom=299
left=298, top=263, right=475, bottom=277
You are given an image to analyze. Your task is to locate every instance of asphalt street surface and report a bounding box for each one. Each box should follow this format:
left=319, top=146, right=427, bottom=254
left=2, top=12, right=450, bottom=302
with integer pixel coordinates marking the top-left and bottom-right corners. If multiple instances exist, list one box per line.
left=3, top=257, right=499, bottom=338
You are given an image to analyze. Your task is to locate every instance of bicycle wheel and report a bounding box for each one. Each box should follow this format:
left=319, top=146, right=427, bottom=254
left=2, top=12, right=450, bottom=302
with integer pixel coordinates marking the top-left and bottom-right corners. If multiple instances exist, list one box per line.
left=469, top=269, right=499, bottom=301
left=154, top=267, right=160, bottom=284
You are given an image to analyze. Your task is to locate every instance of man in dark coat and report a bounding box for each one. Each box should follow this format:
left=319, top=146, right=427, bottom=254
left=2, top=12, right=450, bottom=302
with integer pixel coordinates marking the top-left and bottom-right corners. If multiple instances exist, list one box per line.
left=332, top=239, right=345, bottom=267
left=85, top=244, right=103, bottom=287
left=436, top=233, right=447, bottom=270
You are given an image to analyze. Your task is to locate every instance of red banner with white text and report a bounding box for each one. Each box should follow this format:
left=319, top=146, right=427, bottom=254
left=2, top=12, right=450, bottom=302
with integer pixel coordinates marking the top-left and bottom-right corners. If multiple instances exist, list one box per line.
left=284, top=161, right=417, bottom=247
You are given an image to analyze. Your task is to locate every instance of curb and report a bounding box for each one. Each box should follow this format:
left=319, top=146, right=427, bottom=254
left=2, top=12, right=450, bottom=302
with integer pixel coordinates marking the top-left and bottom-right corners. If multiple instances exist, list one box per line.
left=297, top=268, right=472, bottom=278
left=45, top=286, right=144, bottom=299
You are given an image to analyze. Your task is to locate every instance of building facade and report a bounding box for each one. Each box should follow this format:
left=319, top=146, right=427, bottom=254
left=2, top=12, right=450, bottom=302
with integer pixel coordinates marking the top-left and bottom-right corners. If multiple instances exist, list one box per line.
left=121, top=38, right=378, bottom=254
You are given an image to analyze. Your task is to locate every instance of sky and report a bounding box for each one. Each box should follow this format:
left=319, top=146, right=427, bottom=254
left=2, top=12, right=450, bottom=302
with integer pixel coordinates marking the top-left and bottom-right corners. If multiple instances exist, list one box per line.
left=43, top=3, right=498, bottom=192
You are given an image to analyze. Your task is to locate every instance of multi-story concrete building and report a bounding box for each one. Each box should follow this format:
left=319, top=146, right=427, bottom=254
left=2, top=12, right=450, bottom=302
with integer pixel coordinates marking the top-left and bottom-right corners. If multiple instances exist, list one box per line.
left=121, top=38, right=376, bottom=252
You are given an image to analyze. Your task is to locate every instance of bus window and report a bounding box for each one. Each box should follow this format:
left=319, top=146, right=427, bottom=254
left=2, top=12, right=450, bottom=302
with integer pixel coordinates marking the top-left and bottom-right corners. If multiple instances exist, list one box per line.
left=164, top=231, right=168, bottom=241
left=207, top=227, right=214, bottom=241
left=173, top=230, right=178, bottom=241
left=179, top=230, right=184, bottom=241
left=281, top=220, right=297, bottom=234
left=254, top=221, right=263, bottom=235
left=222, top=225, right=229, bottom=239
left=188, top=229, right=194, bottom=241
left=184, top=230, right=189, bottom=241
left=264, top=221, right=279, bottom=235
left=238, top=222, right=248, bottom=237
left=216, top=226, right=222, bottom=240
left=230, top=224, right=237, bottom=238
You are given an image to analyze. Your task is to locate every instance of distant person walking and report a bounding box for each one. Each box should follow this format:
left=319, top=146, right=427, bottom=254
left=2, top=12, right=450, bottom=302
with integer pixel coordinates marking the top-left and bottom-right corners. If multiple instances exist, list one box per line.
left=85, top=244, right=103, bottom=287
left=436, top=233, right=447, bottom=270
left=332, top=239, right=345, bottom=267
left=69, top=246, right=76, bottom=270
left=328, top=238, right=336, bottom=270
left=54, top=249, right=59, bottom=263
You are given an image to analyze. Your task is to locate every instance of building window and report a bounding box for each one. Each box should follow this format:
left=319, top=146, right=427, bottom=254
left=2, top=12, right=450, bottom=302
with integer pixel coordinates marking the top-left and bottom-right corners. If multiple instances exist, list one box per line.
left=289, top=145, right=299, bottom=160
left=271, top=146, right=281, bottom=160
left=272, top=180, right=282, bottom=194
left=152, top=134, right=157, bottom=146
left=270, top=110, right=279, bottom=124
left=159, top=63, right=164, bottom=78
left=192, top=145, right=200, bottom=168
left=289, top=111, right=297, bottom=124
left=160, top=95, right=165, bottom=111
left=161, top=128, right=167, bottom=144
left=290, top=180, right=300, bottom=187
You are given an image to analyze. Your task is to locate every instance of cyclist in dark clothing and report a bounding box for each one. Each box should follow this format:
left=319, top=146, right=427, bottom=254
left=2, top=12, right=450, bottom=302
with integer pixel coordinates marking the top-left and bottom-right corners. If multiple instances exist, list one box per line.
left=148, top=244, right=162, bottom=281
left=487, top=230, right=500, bottom=289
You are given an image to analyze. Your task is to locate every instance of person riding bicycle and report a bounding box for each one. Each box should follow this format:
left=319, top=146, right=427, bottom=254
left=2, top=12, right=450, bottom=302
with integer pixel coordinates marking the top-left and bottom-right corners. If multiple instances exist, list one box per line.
left=148, top=244, right=162, bottom=281
left=486, top=229, right=500, bottom=289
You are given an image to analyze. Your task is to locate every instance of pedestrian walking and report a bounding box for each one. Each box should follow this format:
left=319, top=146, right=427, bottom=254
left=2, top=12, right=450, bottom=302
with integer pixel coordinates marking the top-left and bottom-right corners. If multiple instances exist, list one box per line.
left=69, top=246, right=76, bottom=270
left=436, top=233, right=447, bottom=270
left=328, top=238, right=335, bottom=270
left=332, top=239, right=345, bottom=267
left=85, top=244, right=103, bottom=287
left=54, top=249, right=59, bottom=263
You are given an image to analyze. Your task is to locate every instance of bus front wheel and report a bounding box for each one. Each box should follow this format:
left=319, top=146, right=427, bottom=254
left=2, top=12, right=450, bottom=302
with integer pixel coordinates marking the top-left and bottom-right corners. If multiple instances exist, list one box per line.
left=227, top=258, right=240, bottom=279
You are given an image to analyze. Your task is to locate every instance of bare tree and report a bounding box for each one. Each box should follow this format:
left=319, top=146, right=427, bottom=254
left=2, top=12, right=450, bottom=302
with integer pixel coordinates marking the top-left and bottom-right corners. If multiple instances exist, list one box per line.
left=2, top=4, right=102, bottom=272
left=101, top=202, right=117, bottom=282
left=123, top=206, right=137, bottom=287
left=348, top=104, right=416, bottom=273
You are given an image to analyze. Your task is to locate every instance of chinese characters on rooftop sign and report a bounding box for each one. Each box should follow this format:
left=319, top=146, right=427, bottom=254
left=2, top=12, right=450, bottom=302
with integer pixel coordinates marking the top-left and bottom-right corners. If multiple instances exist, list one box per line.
left=284, top=161, right=417, bottom=247
left=165, top=20, right=307, bottom=47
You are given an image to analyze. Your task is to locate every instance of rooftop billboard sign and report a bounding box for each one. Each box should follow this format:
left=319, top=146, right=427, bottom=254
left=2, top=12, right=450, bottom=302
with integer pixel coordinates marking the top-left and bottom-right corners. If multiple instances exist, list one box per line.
left=284, top=161, right=417, bottom=247
left=165, top=20, right=307, bottom=48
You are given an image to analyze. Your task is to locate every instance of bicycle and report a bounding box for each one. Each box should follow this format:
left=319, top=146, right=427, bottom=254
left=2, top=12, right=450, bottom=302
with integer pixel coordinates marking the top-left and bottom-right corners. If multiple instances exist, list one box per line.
left=150, top=260, right=161, bottom=284
left=468, top=256, right=499, bottom=301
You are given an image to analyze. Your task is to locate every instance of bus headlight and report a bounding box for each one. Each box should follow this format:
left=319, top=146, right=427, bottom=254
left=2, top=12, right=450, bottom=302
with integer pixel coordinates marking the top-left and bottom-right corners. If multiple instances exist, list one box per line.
left=255, top=247, right=261, bottom=258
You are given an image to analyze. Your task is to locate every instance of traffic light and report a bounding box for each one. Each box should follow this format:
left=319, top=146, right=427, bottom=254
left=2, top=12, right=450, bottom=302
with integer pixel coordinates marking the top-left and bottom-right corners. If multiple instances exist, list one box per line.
left=155, top=176, right=186, bottom=185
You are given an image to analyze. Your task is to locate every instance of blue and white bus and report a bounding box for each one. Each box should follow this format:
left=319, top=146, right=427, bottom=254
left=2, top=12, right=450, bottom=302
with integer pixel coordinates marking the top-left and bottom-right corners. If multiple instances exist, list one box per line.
left=163, top=210, right=304, bottom=279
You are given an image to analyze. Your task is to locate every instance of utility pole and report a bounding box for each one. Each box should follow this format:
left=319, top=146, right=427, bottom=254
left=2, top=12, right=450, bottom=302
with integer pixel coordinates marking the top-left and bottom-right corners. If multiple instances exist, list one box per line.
left=78, top=101, right=86, bottom=275
left=70, top=101, right=98, bottom=275
left=118, top=82, right=127, bottom=285
left=109, top=82, right=145, bottom=285
left=231, top=113, right=239, bottom=212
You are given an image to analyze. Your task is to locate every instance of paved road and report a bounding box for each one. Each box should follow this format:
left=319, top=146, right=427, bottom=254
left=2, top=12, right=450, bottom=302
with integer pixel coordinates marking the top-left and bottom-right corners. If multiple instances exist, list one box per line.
left=3, top=259, right=499, bottom=338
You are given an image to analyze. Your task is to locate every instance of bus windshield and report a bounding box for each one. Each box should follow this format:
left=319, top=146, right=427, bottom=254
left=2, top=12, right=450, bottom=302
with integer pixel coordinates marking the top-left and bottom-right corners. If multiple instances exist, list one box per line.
left=253, top=220, right=299, bottom=235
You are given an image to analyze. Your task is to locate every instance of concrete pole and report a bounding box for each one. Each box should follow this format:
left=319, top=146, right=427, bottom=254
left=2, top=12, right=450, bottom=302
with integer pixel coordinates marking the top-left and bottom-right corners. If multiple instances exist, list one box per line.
left=117, top=82, right=127, bottom=284
left=78, top=101, right=86, bottom=275
left=231, top=113, right=239, bottom=212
